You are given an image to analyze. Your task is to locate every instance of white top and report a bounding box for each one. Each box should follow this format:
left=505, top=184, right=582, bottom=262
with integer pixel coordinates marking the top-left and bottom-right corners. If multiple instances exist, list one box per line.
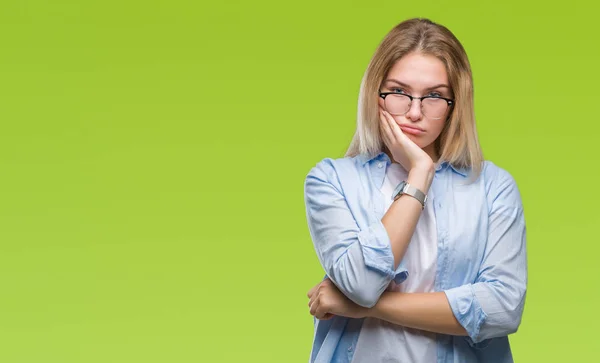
left=350, top=162, right=438, bottom=363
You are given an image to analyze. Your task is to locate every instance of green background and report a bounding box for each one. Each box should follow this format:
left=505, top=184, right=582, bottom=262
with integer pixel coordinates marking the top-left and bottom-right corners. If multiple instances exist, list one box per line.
left=0, top=0, right=598, bottom=362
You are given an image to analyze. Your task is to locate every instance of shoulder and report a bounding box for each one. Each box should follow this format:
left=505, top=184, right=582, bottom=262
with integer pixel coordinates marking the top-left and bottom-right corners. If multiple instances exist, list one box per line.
left=304, top=155, right=362, bottom=200
left=481, top=160, right=523, bottom=211
left=305, top=155, right=361, bottom=184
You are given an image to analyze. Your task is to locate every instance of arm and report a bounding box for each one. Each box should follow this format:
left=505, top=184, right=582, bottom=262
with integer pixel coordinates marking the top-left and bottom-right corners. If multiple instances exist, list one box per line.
left=369, top=167, right=527, bottom=343
left=307, top=277, right=465, bottom=337
left=304, top=159, right=433, bottom=308
left=367, top=291, right=468, bottom=336
left=384, top=165, right=435, bottom=268
left=443, top=167, right=527, bottom=345
left=307, top=166, right=527, bottom=343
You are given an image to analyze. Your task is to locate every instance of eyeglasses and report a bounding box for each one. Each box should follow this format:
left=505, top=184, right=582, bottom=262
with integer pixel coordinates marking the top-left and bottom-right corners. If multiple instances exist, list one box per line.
left=379, top=91, right=454, bottom=120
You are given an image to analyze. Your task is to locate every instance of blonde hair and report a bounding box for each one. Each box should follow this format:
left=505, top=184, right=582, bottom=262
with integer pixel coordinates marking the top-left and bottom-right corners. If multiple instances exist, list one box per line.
left=345, top=17, right=484, bottom=180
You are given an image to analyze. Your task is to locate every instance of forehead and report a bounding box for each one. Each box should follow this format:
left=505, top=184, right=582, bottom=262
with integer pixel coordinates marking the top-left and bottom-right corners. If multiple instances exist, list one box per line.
left=385, top=52, right=448, bottom=87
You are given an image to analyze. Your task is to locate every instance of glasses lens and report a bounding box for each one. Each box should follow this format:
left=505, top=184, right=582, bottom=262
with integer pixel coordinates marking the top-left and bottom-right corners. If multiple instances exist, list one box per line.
left=422, top=98, right=448, bottom=119
left=384, top=94, right=411, bottom=115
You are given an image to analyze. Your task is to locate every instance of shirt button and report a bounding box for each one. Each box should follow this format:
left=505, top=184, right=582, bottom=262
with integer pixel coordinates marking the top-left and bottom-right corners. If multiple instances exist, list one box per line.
left=378, top=162, right=384, bottom=168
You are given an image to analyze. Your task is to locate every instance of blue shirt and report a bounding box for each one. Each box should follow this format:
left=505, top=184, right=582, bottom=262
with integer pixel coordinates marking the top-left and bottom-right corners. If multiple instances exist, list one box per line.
left=303, top=151, right=527, bottom=363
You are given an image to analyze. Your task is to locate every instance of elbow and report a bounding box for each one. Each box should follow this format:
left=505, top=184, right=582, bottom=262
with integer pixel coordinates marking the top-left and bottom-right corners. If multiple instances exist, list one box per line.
left=498, top=285, right=527, bottom=336
left=487, top=310, right=523, bottom=338
left=479, top=308, right=523, bottom=342
left=477, top=287, right=527, bottom=341
left=501, top=300, right=526, bottom=336
left=451, top=282, right=526, bottom=344
left=323, top=238, right=397, bottom=308
left=330, top=271, right=387, bottom=308
left=327, top=260, right=390, bottom=308
left=507, top=315, right=523, bottom=335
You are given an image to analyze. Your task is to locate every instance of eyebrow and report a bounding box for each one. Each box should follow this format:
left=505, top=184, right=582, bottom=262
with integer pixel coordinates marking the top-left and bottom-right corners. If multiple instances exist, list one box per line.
left=384, top=79, right=450, bottom=91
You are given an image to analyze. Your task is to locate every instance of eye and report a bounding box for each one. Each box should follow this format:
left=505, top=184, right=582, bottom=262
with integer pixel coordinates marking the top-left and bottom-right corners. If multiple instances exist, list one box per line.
left=390, top=88, right=407, bottom=94
left=427, top=91, right=443, bottom=97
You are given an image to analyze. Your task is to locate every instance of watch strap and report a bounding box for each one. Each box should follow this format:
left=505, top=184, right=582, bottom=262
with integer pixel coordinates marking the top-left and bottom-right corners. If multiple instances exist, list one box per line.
left=392, top=181, right=427, bottom=208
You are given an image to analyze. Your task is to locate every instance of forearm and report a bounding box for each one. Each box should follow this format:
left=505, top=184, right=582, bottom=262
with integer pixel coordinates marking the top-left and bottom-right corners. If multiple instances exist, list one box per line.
left=382, top=165, right=435, bottom=269
left=366, top=291, right=468, bottom=336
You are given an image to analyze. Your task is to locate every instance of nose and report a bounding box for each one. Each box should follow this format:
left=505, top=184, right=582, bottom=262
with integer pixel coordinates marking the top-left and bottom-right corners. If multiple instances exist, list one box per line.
left=405, top=98, right=423, bottom=121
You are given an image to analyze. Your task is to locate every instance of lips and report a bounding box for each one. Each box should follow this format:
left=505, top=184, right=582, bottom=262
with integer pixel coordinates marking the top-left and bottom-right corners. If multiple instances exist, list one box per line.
left=399, top=125, right=425, bottom=135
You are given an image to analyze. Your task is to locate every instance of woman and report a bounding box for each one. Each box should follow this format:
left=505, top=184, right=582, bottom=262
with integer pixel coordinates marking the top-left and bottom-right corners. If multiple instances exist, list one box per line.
left=303, top=18, right=527, bottom=363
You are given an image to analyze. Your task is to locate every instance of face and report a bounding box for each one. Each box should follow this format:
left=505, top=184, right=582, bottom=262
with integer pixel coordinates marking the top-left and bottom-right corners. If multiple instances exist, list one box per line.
left=378, top=52, right=453, bottom=157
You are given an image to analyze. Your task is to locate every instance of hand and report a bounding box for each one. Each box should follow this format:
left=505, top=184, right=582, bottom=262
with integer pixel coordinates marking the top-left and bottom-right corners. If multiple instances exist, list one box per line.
left=379, top=107, right=434, bottom=172
left=307, top=278, right=368, bottom=320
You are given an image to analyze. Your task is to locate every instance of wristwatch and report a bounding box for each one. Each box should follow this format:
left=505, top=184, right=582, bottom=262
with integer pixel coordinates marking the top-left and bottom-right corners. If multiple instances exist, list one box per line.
left=392, top=181, right=427, bottom=209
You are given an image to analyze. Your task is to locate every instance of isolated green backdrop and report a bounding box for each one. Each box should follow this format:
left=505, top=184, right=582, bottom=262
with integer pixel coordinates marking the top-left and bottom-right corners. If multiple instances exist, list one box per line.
left=0, top=0, right=598, bottom=362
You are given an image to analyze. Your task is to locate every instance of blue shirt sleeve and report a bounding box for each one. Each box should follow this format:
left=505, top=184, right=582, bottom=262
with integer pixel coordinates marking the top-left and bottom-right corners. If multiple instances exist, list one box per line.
left=304, top=159, right=408, bottom=308
left=444, top=164, right=527, bottom=345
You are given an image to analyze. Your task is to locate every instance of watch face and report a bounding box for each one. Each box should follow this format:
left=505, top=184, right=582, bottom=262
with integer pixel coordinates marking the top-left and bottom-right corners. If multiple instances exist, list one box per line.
left=393, top=181, right=407, bottom=200
left=397, top=181, right=407, bottom=190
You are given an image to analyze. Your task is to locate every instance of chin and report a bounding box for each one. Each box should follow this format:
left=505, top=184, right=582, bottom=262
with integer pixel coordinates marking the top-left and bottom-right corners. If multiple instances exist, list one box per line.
left=413, top=138, right=435, bottom=151
left=407, top=136, right=427, bottom=148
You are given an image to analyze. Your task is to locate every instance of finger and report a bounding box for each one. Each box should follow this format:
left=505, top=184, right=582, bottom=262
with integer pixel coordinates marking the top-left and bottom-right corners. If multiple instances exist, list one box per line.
left=308, top=292, right=316, bottom=308
left=309, top=299, right=319, bottom=316
left=307, top=284, right=318, bottom=298
left=382, top=110, right=404, bottom=142
left=383, top=110, right=407, bottom=142
left=381, top=109, right=402, bottom=145
left=322, top=313, right=335, bottom=320
left=315, top=302, right=327, bottom=320
left=307, top=278, right=327, bottom=298
left=379, top=109, right=393, bottom=137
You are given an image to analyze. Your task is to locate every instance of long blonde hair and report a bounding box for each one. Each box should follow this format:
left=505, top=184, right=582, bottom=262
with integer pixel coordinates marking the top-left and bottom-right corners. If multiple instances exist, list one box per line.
left=345, top=18, right=484, bottom=180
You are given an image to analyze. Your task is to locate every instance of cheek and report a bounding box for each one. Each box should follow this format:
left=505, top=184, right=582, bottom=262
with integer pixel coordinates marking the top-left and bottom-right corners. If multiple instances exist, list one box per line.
left=430, top=119, right=446, bottom=136
left=415, top=119, right=446, bottom=147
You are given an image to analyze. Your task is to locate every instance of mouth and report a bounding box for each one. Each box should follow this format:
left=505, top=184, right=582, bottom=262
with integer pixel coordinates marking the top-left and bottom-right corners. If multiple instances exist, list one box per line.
left=399, top=125, right=425, bottom=135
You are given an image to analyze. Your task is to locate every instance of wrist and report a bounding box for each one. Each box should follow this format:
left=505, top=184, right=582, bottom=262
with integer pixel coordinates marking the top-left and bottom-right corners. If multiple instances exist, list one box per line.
left=362, top=301, right=380, bottom=319
left=412, top=160, right=435, bottom=173
left=407, top=166, right=434, bottom=193
left=361, top=305, right=374, bottom=319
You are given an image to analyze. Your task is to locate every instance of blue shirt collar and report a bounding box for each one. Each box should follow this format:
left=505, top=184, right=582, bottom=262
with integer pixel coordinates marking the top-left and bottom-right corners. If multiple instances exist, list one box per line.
left=358, top=151, right=469, bottom=177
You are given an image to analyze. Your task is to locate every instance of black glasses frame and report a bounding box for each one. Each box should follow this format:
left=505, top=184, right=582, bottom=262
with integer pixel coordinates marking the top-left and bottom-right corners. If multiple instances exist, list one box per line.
left=379, top=92, right=455, bottom=108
